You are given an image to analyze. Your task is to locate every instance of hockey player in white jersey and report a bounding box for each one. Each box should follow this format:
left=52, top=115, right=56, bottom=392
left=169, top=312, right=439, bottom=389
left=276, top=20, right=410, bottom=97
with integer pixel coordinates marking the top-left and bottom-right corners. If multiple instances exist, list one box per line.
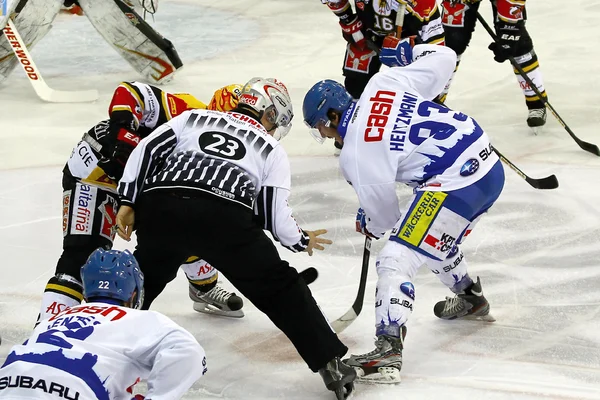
left=0, top=248, right=206, bottom=399
left=303, top=36, right=505, bottom=383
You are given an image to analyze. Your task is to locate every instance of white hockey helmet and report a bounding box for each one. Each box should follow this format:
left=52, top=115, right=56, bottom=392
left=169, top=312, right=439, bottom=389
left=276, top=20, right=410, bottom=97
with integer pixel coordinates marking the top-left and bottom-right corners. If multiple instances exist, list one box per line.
left=238, top=77, right=294, bottom=140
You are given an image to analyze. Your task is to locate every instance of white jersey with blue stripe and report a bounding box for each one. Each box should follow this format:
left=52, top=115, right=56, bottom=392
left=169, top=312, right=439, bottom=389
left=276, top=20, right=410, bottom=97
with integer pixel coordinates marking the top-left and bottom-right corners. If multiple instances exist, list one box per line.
left=339, top=44, right=499, bottom=235
left=0, top=303, right=205, bottom=400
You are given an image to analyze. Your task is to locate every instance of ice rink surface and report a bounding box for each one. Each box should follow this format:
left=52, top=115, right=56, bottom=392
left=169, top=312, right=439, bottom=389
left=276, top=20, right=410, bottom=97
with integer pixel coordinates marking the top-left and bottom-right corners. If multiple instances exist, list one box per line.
left=1, top=0, right=600, bottom=399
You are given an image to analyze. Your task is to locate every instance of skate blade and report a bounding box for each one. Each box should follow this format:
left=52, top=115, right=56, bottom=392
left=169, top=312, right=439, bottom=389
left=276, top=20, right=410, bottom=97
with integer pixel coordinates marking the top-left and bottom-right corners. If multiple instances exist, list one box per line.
left=530, top=126, right=544, bottom=135
left=354, top=366, right=401, bottom=384
left=193, top=302, right=245, bottom=318
left=462, top=313, right=496, bottom=322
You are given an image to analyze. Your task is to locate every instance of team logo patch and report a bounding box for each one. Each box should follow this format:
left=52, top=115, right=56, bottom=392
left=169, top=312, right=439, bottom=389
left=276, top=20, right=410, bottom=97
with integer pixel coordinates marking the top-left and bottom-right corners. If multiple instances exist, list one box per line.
left=460, top=158, right=479, bottom=176
left=442, top=2, right=467, bottom=27
left=424, top=232, right=456, bottom=253
left=240, top=93, right=258, bottom=106
left=400, top=282, right=415, bottom=301
left=447, top=244, right=459, bottom=259
left=62, top=190, right=71, bottom=237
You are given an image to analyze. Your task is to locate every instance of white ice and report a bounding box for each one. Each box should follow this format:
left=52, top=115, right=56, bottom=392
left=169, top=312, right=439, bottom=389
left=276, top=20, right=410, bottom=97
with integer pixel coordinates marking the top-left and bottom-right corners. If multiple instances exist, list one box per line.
left=1, top=0, right=600, bottom=399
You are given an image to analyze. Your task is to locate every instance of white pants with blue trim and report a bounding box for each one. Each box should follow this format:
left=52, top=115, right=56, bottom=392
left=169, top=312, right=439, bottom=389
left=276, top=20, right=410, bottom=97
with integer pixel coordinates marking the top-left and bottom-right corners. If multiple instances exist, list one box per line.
left=374, top=161, right=504, bottom=337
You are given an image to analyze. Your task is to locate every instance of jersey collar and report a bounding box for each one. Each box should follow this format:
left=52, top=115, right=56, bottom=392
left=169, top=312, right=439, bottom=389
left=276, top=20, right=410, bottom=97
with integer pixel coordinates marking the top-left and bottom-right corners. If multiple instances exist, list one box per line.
left=337, top=101, right=357, bottom=140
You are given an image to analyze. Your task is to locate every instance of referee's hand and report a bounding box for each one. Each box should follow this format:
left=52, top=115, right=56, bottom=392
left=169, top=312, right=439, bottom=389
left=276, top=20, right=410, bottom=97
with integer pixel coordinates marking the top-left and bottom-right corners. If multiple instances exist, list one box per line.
left=304, top=229, right=333, bottom=256
left=116, top=205, right=135, bottom=242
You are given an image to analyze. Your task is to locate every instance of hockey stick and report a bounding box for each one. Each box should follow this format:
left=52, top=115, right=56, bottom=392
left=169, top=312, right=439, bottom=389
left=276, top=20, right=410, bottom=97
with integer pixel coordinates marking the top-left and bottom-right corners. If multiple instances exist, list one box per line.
left=330, top=236, right=371, bottom=334
left=395, top=3, right=406, bottom=38
left=476, top=13, right=600, bottom=156
left=493, top=146, right=558, bottom=189
left=3, top=19, right=99, bottom=103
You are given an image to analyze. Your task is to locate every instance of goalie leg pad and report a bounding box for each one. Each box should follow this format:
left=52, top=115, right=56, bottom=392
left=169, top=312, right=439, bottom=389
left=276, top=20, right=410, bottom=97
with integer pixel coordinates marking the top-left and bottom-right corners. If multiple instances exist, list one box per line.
left=77, top=0, right=183, bottom=83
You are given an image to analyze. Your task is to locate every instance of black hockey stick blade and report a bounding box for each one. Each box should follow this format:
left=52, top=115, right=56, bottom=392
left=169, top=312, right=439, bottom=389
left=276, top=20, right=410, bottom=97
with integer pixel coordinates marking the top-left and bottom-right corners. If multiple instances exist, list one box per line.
left=494, top=147, right=559, bottom=190
left=331, top=237, right=371, bottom=334
left=299, top=267, right=319, bottom=285
left=476, top=12, right=599, bottom=156
left=525, top=174, right=559, bottom=190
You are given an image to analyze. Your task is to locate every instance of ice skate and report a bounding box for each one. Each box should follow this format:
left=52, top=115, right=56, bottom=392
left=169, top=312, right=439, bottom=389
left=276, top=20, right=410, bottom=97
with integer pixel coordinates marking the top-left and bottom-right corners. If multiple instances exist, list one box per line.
left=318, top=357, right=356, bottom=399
left=189, top=283, right=244, bottom=318
left=433, top=277, right=495, bottom=322
left=527, top=107, right=546, bottom=135
left=343, top=326, right=406, bottom=384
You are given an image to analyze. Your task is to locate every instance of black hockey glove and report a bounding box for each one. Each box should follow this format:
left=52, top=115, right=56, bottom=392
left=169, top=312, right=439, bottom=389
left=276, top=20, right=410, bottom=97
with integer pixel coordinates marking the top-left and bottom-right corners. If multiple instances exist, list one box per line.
left=488, top=21, right=522, bottom=63
left=97, top=157, right=125, bottom=182
left=97, top=128, right=141, bottom=181
left=112, top=128, right=141, bottom=168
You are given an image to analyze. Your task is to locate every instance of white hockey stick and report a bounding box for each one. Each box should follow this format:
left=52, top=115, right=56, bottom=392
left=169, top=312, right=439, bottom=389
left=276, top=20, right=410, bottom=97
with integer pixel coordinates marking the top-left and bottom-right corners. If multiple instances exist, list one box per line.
left=3, top=19, right=99, bottom=103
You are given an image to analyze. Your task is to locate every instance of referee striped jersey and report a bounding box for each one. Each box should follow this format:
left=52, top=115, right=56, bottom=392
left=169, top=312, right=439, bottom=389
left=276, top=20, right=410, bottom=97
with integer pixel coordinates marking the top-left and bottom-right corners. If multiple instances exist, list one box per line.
left=118, top=109, right=309, bottom=252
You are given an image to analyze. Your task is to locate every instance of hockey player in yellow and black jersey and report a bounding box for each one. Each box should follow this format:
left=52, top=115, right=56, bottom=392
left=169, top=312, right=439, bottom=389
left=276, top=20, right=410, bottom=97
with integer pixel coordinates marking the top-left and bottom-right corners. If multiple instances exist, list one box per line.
left=322, top=0, right=445, bottom=153
left=439, top=0, right=548, bottom=132
left=323, top=0, right=445, bottom=99
left=36, top=82, right=244, bottom=326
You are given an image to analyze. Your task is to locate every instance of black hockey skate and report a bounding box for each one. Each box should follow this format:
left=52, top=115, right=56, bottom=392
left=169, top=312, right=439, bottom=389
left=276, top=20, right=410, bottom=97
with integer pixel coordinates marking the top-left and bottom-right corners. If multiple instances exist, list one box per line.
left=527, top=107, right=547, bottom=135
left=319, top=357, right=356, bottom=400
left=189, top=283, right=244, bottom=318
left=343, top=326, right=406, bottom=384
left=433, top=277, right=495, bottom=322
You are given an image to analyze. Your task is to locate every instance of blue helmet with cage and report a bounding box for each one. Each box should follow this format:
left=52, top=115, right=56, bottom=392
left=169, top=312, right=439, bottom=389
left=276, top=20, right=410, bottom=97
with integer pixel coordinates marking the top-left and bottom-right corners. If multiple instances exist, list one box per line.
left=81, top=249, right=145, bottom=309
left=303, top=80, right=353, bottom=143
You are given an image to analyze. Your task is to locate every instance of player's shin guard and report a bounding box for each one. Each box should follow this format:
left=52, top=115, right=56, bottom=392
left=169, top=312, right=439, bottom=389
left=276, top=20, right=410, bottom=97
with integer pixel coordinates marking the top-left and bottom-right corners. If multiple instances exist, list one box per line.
left=513, top=50, right=547, bottom=132
left=37, top=274, right=84, bottom=325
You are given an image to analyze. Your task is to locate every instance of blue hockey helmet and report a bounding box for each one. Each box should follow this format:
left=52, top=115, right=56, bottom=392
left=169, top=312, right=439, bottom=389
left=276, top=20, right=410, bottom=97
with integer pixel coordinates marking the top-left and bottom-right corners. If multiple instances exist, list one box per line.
left=81, top=249, right=145, bottom=309
left=302, top=80, right=353, bottom=144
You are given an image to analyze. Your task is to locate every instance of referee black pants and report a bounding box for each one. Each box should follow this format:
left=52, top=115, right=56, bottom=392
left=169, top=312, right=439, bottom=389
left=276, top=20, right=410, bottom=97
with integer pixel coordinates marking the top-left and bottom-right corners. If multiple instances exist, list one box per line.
left=133, top=190, right=348, bottom=372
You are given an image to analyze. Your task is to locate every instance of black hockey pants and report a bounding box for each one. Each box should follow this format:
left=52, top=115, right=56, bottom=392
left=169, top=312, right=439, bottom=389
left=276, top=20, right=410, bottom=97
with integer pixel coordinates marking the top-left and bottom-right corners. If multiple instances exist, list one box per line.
left=132, top=190, right=348, bottom=372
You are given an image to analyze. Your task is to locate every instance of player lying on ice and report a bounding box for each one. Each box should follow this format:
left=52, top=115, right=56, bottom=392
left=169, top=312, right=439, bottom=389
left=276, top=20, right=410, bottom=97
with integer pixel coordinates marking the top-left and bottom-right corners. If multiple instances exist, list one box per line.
left=303, top=36, right=504, bottom=383
left=0, top=248, right=206, bottom=399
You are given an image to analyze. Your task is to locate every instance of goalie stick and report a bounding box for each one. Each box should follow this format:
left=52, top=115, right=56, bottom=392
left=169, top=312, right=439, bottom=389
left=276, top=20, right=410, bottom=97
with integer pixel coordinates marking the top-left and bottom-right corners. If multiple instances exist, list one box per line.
left=3, top=19, right=98, bottom=103
left=330, top=236, right=371, bottom=334
left=476, top=12, right=600, bottom=157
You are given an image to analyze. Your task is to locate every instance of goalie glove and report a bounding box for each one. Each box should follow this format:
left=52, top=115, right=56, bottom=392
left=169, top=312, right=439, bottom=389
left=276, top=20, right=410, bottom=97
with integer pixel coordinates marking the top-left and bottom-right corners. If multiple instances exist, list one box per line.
left=379, top=35, right=417, bottom=68
left=488, top=21, right=523, bottom=63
